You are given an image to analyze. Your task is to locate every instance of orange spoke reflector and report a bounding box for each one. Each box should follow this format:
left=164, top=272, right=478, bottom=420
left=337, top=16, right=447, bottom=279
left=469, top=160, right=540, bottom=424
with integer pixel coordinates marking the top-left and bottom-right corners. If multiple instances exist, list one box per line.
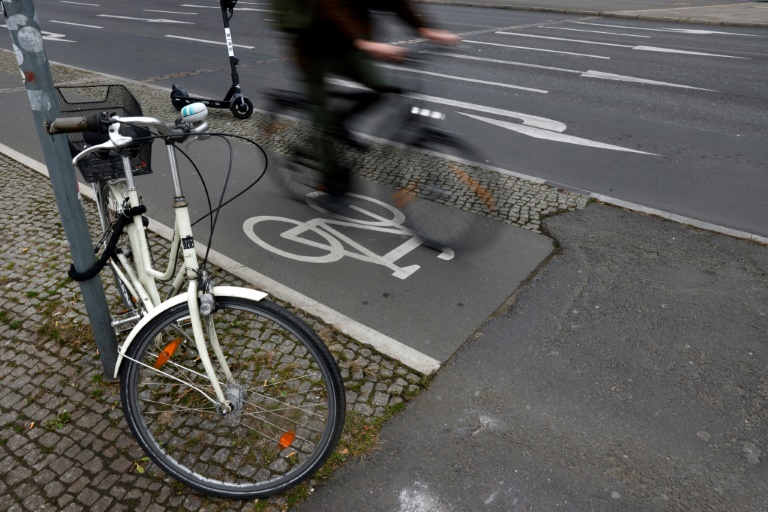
left=452, top=168, right=496, bottom=211
left=153, top=338, right=182, bottom=370
left=392, top=183, right=417, bottom=209
left=279, top=431, right=296, bottom=450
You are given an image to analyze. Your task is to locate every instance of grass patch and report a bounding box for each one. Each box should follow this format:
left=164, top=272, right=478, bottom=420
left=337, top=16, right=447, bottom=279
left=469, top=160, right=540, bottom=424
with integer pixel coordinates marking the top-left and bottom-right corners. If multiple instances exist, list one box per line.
left=45, top=410, right=71, bottom=431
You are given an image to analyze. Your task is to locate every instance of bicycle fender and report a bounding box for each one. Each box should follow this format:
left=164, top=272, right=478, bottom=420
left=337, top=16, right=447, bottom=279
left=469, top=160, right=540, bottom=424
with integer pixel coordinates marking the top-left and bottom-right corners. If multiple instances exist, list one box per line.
left=113, top=286, right=269, bottom=379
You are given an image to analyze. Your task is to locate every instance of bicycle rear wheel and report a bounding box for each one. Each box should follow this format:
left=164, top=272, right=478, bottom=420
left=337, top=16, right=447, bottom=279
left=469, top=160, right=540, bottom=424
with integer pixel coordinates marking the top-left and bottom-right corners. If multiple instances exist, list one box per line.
left=391, top=128, right=497, bottom=251
left=120, top=295, right=345, bottom=499
left=95, top=179, right=136, bottom=312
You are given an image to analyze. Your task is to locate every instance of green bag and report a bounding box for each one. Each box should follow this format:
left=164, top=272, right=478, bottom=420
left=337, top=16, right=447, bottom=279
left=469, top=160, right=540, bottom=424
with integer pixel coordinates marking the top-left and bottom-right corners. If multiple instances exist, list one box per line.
left=272, top=0, right=314, bottom=34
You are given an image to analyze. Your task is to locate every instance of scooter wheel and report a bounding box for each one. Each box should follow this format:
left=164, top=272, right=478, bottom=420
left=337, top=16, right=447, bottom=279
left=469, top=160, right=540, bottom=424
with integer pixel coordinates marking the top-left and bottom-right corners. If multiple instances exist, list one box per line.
left=231, top=97, right=254, bottom=119
left=170, top=84, right=190, bottom=112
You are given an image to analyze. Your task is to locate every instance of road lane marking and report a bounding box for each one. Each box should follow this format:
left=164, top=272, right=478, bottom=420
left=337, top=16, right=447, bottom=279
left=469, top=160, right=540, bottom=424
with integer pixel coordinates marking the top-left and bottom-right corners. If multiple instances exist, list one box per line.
left=180, top=4, right=272, bottom=11
left=458, top=113, right=657, bottom=155
left=328, top=77, right=659, bottom=152
left=378, top=65, right=548, bottom=93
left=165, top=34, right=255, bottom=49
left=145, top=10, right=198, bottom=15
left=60, top=1, right=99, bottom=5
left=542, top=26, right=651, bottom=38
left=571, top=21, right=764, bottom=37
left=98, top=15, right=194, bottom=24
left=464, top=39, right=610, bottom=59
left=495, top=32, right=749, bottom=59
left=580, top=70, right=716, bottom=91
left=329, top=77, right=565, bottom=131
left=425, top=51, right=717, bottom=91
left=49, top=20, right=103, bottom=29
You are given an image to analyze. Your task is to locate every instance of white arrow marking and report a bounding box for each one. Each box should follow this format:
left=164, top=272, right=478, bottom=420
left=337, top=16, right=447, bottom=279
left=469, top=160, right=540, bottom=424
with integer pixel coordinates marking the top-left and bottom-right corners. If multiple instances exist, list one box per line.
left=50, top=20, right=103, bottom=29
left=424, top=51, right=717, bottom=91
left=572, top=21, right=764, bottom=37
left=464, top=39, right=609, bottom=59
left=41, top=31, right=76, bottom=43
left=165, top=34, right=254, bottom=49
left=98, top=15, right=194, bottom=24
left=378, top=64, right=548, bottom=93
left=327, top=78, right=653, bottom=154
left=495, top=32, right=748, bottom=59
left=328, top=78, right=565, bottom=131
left=542, top=26, right=651, bottom=38
left=580, top=70, right=716, bottom=91
left=458, top=113, right=657, bottom=155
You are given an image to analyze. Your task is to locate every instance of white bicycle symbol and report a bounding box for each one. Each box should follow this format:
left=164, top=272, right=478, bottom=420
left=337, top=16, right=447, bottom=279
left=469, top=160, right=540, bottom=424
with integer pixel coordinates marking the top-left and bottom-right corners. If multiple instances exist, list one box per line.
left=243, top=193, right=453, bottom=279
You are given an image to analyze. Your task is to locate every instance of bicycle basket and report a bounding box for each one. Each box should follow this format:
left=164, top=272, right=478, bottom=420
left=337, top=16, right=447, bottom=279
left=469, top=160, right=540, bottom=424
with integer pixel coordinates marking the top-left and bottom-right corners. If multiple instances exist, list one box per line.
left=54, top=85, right=153, bottom=183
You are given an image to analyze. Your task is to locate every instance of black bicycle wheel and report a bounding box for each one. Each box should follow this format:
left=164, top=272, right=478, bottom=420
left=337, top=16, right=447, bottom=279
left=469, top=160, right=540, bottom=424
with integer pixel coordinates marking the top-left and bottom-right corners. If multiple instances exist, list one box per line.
left=273, top=149, right=324, bottom=203
left=390, top=128, right=498, bottom=251
left=120, top=296, right=345, bottom=499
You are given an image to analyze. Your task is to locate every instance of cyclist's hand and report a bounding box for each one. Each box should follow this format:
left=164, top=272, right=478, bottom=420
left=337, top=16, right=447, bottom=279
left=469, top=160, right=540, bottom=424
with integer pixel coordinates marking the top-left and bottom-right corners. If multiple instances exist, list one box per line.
left=419, top=28, right=461, bottom=46
left=355, top=40, right=407, bottom=62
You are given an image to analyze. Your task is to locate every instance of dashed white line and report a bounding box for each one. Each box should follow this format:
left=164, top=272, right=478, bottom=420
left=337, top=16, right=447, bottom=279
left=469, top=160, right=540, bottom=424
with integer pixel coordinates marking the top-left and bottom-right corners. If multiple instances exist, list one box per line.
left=181, top=4, right=272, bottom=11
left=60, top=1, right=99, bottom=5
left=464, top=39, right=610, bottom=59
left=495, top=31, right=748, bottom=59
left=379, top=64, right=548, bottom=93
left=542, top=26, right=651, bottom=38
left=49, top=20, right=103, bottom=29
left=165, top=34, right=255, bottom=49
left=425, top=51, right=717, bottom=91
left=571, top=21, right=764, bottom=37
left=145, top=10, right=198, bottom=15
left=98, top=15, right=195, bottom=24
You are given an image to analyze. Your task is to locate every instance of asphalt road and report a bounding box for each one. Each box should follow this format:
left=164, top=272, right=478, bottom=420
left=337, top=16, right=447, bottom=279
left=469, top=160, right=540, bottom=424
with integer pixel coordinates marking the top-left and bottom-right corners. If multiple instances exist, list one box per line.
left=2, top=0, right=767, bottom=238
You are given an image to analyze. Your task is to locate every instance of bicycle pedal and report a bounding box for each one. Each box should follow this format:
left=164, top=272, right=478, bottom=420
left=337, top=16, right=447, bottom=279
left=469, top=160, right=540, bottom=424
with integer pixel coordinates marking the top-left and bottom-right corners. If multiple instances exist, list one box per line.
left=112, top=310, right=141, bottom=333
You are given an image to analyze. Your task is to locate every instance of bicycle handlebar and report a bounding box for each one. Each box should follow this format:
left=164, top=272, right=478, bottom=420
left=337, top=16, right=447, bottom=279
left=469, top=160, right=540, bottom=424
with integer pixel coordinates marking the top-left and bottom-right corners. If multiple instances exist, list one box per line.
left=45, top=114, right=103, bottom=135
left=45, top=103, right=210, bottom=164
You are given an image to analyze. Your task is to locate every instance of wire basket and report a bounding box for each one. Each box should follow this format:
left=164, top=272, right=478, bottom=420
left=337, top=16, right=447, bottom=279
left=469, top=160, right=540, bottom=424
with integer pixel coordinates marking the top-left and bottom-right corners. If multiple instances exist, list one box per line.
left=54, top=85, right=153, bottom=183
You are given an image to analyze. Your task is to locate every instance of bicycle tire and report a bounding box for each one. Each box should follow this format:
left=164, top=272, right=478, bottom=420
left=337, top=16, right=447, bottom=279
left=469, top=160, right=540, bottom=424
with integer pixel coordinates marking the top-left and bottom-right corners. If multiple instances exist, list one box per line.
left=96, top=179, right=135, bottom=311
left=120, top=295, right=345, bottom=499
left=273, top=150, right=325, bottom=204
left=390, top=129, right=497, bottom=252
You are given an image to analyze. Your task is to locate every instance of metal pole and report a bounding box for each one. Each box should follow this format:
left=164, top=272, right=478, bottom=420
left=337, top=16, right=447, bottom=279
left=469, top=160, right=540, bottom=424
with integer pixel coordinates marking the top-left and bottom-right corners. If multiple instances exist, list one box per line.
left=2, top=0, right=118, bottom=378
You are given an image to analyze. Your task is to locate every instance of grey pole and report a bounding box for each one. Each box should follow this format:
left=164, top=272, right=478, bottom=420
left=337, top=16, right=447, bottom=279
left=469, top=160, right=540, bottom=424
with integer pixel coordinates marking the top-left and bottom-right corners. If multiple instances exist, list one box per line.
left=2, top=0, right=118, bottom=378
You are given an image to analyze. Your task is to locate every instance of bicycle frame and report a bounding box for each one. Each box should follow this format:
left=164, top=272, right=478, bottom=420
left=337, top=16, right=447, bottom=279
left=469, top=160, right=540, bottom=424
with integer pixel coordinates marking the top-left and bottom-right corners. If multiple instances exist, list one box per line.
left=88, top=119, right=253, bottom=409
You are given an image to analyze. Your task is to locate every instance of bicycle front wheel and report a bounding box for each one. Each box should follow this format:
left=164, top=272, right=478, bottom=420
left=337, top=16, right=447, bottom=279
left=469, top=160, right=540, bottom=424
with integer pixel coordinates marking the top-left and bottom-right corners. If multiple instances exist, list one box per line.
left=392, top=129, right=498, bottom=251
left=120, top=296, right=345, bottom=499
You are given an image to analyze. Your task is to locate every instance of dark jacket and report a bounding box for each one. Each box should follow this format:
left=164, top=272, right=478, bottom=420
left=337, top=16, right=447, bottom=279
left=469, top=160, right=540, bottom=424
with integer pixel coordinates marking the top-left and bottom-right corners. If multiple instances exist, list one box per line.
left=295, top=0, right=426, bottom=63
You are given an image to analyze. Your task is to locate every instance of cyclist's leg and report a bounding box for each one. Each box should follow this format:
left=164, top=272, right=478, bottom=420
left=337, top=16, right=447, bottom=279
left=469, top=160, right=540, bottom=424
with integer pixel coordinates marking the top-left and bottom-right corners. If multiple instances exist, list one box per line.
left=300, top=58, right=351, bottom=196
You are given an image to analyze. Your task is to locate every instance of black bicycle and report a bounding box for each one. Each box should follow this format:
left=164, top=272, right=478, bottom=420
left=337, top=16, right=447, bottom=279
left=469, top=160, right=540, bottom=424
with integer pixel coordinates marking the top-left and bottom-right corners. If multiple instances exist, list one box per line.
left=263, top=52, right=498, bottom=251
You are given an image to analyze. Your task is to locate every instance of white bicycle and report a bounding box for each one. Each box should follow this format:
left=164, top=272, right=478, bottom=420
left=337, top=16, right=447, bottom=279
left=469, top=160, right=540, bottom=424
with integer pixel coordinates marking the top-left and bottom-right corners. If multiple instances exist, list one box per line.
left=47, top=85, right=344, bottom=499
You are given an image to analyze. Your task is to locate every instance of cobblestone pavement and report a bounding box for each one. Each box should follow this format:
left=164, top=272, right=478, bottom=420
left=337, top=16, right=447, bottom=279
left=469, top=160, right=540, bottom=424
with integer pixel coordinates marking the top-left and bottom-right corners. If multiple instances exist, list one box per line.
left=0, top=49, right=589, bottom=511
left=0, top=153, right=430, bottom=511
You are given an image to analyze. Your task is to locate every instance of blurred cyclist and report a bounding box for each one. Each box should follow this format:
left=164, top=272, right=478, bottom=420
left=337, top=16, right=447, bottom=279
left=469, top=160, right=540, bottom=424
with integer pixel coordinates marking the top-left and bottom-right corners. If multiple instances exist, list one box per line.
left=277, top=0, right=459, bottom=198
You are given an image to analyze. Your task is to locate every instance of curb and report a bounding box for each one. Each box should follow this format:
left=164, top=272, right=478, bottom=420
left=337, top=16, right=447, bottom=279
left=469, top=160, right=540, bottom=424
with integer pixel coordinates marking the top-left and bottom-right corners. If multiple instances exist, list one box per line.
left=414, top=1, right=768, bottom=28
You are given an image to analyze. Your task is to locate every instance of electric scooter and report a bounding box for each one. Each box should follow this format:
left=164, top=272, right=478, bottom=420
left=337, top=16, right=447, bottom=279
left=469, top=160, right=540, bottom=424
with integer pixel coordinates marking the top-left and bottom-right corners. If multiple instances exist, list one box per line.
left=170, top=0, right=254, bottom=119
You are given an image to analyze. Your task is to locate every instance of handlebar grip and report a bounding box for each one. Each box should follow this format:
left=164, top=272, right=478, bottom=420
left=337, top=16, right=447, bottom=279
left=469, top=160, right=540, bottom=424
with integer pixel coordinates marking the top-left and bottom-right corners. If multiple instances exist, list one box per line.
left=45, top=114, right=103, bottom=135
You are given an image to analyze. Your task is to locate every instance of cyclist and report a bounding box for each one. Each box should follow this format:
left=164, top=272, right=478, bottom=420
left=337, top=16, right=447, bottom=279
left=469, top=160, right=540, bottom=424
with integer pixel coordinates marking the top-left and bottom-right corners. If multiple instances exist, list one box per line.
left=281, top=0, right=460, bottom=200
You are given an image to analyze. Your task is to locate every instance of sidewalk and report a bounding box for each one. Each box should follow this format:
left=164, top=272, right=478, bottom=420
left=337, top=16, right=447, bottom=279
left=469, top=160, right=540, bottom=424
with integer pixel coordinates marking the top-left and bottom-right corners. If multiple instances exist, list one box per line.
left=417, top=0, right=768, bottom=27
